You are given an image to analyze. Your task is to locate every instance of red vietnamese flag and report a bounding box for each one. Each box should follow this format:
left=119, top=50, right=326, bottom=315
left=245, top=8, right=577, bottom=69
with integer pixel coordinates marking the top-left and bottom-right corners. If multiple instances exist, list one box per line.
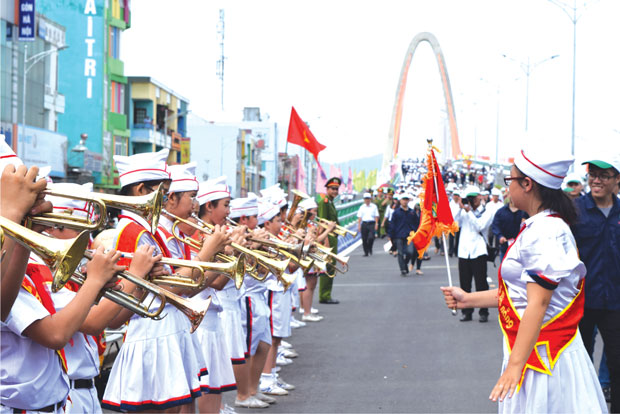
left=287, top=107, right=327, bottom=169
left=407, top=148, right=459, bottom=258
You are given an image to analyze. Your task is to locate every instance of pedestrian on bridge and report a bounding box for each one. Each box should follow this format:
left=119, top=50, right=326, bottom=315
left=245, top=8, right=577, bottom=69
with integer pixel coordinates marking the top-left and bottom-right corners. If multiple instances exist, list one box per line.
left=388, top=192, right=422, bottom=276
left=357, top=192, right=379, bottom=256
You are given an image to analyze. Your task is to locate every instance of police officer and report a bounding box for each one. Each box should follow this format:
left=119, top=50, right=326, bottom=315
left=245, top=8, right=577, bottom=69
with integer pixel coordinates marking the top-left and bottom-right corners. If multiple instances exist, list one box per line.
left=317, top=177, right=341, bottom=304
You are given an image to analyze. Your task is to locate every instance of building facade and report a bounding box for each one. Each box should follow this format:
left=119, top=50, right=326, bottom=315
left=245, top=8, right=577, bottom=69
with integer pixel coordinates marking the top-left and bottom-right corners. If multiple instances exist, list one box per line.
left=126, top=76, right=190, bottom=165
left=1, top=2, right=68, bottom=178
left=38, top=0, right=131, bottom=187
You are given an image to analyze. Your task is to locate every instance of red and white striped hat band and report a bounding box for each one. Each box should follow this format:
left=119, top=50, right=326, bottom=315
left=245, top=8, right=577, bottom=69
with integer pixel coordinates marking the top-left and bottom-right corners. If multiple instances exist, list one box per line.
left=197, top=176, right=230, bottom=205
left=113, top=148, right=171, bottom=188
left=230, top=195, right=259, bottom=218
left=514, top=149, right=574, bottom=190
left=46, top=182, right=95, bottom=219
left=168, top=162, right=199, bottom=193
left=0, top=135, right=23, bottom=173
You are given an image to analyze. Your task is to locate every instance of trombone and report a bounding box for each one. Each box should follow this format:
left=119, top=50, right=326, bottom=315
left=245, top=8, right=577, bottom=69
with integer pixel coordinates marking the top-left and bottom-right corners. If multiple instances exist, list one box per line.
left=307, top=243, right=350, bottom=274
left=165, top=210, right=290, bottom=281
left=28, top=183, right=164, bottom=234
left=314, top=217, right=358, bottom=238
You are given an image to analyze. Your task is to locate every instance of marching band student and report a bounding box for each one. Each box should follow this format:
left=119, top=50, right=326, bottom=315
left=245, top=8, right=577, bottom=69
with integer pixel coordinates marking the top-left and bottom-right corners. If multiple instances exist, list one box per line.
left=257, top=201, right=295, bottom=397
left=441, top=149, right=607, bottom=413
left=225, top=195, right=259, bottom=407
left=192, top=177, right=238, bottom=414
left=44, top=183, right=161, bottom=413
left=102, top=150, right=209, bottom=413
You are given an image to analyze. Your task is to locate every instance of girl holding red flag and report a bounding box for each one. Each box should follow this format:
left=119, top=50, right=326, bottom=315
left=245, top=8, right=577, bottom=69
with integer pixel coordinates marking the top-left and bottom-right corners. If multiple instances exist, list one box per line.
left=441, top=149, right=607, bottom=413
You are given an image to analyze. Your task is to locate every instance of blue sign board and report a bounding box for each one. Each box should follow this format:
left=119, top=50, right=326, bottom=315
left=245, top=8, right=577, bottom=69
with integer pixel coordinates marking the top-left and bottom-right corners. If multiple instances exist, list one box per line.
left=18, top=0, right=36, bottom=41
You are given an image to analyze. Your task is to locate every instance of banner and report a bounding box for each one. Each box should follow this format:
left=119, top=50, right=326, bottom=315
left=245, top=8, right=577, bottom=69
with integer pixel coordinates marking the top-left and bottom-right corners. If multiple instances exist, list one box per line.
left=315, top=164, right=328, bottom=194
left=18, top=0, right=36, bottom=41
left=296, top=155, right=306, bottom=191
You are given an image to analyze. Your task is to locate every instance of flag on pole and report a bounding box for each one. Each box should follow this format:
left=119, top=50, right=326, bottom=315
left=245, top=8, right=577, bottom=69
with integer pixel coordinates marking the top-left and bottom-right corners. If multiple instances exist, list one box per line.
left=287, top=107, right=327, bottom=170
left=347, top=167, right=353, bottom=192
left=315, top=164, right=328, bottom=193
left=407, top=147, right=459, bottom=258
left=296, top=155, right=306, bottom=191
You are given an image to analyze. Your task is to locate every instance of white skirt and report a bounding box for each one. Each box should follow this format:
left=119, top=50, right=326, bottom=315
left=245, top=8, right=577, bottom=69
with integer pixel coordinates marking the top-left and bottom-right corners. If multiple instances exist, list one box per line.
left=194, top=311, right=237, bottom=394
left=67, top=387, right=101, bottom=414
left=101, top=304, right=205, bottom=411
left=499, top=331, right=608, bottom=414
left=268, top=289, right=292, bottom=338
left=219, top=297, right=247, bottom=365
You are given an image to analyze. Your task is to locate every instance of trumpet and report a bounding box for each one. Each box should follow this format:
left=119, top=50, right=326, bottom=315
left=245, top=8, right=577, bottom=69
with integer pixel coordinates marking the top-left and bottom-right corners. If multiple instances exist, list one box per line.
left=314, top=217, right=358, bottom=238
left=0, top=216, right=90, bottom=292
left=28, top=183, right=164, bottom=234
left=165, top=210, right=290, bottom=281
left=309, top=243, right=350, bottom=274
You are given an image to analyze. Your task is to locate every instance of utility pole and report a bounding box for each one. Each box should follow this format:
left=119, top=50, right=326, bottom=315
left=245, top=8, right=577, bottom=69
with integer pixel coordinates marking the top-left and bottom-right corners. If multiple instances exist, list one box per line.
left=216, top=9, right=226, bottom=111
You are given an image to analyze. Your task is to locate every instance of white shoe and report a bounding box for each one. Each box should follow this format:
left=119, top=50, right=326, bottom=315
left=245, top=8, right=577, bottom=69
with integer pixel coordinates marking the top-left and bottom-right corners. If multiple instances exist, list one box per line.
left=221, top=403, right=238, bottom=414
left=280, top=340, right=293, bottom=349
left=234, top=397, right=269, bottom=409
left=275, top=374, right=296, bottom=391
left=290, top=318, right=306, bottom=328
left=311, top=307, right=319, bottom=314
left=274, top=365, right=281, bottom=373
left=302, top=314, right=323, bottom=322
left=278, top=347, right=298, bottom=358
left=253, top=392, right=276, bottom=404
left=276, top=354, right=293, bottom=365
left=486, top=276, right=493, bottom=283
left=259, top=379, right=289, bottom=396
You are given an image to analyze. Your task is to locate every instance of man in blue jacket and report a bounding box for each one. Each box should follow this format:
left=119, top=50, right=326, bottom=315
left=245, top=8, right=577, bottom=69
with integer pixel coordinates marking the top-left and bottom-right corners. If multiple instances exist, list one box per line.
left=388, top=192, right=420, bottom=276
left=572, top=154, right=620, bottom=413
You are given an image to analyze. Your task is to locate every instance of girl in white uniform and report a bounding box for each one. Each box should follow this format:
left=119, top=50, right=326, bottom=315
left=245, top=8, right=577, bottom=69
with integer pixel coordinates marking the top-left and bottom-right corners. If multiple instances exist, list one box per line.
left=442, top=148, right=608, bottom=413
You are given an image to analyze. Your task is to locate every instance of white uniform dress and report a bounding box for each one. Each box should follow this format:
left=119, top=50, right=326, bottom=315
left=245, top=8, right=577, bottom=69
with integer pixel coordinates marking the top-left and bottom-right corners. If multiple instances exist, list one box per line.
left=498, top=211, right=607, bottom=414
left=0, top=277, right=69, bottom=413
left=50, top=287, right=102, bottom=414
left=217, top=280, right=248, bottom=365
left=102, top=212, right=205, bottom=411
left=241, top=274, right=272, bottom=356
left=265, top=273, right=292, bottom=338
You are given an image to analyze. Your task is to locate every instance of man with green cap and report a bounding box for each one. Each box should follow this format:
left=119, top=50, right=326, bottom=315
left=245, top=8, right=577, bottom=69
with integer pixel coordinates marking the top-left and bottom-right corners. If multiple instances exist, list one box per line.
left=316, top=177, right=341, bottom=304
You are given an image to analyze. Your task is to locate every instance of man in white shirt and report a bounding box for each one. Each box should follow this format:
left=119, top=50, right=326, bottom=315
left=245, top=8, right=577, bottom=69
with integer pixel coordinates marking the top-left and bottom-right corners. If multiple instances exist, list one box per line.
left=448, top=190, right=462, bottom=257
left=357, top=193, right=379, bottom=256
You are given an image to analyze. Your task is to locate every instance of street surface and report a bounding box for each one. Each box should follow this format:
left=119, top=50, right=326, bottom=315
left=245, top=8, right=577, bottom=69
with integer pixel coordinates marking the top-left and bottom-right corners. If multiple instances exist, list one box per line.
left=232, top=242, right=504, bottom=413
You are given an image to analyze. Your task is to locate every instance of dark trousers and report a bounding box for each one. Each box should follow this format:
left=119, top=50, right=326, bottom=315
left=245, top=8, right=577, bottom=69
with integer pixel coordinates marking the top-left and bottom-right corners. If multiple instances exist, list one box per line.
left=449, top=231, right=460, bottom=256
left=393, top=238, right=421, bottom=272
left=458, top=256, right=489, bottom=316
left=361, top=221, right=375, bottom=255
left=579, top=308, right=620, bottom=412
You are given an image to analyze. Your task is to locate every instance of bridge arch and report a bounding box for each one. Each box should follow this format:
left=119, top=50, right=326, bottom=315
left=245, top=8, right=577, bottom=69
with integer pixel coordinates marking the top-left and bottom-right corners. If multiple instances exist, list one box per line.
left=383, top=32, right=462, bottom=167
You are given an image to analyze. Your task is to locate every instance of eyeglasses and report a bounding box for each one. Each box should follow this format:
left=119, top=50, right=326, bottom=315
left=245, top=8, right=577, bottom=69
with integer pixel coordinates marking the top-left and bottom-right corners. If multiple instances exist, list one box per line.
left=587, top=172, right=617, bottom=182
left=504, top=176, right=526, bottom=186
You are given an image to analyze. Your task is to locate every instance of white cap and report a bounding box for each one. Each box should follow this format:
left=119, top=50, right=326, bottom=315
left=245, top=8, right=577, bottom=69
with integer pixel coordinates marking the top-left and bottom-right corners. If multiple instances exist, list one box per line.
left=299, top=197, right=318, bottom=211
left=401, top=192, right=413, bottom=200
left=481, top=190, right=489, bottom=196
left=230, top=193, right=259, bottom=218
left=514, top=149, right=573, bottom=190
left=363, top=192, right=372, bottom=198
left=46, top=182, right=95, bottom=219
left=257, top=200, right=279, bottom=225
left=114, top=148, right=170, bottom=188
left=491, top=188, right=502, bottom=196
left=261, top=184, right=287, bottom=208
left=0, top=135, right=23, bottom=173
left=168, top=162, right=198, bottom=193
left=564, top=172, right=583, bottom=185
left=197, top=176, right=230, bottom=206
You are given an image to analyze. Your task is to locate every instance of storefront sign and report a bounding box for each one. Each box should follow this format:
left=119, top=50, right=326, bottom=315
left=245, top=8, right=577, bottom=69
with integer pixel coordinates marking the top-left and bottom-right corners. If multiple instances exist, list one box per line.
left=17, top=125, right=67, bottom=178
left=18, top=0, right=36, bottom=41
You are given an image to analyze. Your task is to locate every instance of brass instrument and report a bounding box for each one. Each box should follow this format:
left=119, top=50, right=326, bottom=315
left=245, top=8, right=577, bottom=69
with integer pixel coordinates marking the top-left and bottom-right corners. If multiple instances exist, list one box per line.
left=286, top=189, right=310, bottom=224
left=29, top=183, right=164, bottom=234
left=309, top=243, right=350, bottom=274
left=314, top=217, right=358, bottom=238
left=252, top=250, right=301, bottom=292
left=0, top=216, right=90, bottom=292
left=165, top=210, right=290, bottom=281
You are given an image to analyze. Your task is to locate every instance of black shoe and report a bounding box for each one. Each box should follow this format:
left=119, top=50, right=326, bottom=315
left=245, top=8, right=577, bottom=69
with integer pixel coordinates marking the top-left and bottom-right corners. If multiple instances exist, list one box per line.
left=319, top=299, right=340, bottom=304
left=400, top=270, right=407, bottom=276
left=363, top=253, right=368, bottom=257
left=602, top=387, right=611, bottom=403
left=459, top=314, right=472, bottom=322
left=479, top=314, right=489, bottom=323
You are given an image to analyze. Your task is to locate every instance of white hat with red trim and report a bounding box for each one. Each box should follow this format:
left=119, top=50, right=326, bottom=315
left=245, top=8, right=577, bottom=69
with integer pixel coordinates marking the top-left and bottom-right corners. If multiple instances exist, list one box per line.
left=0, top=134, right=23, bottom=173
left=46, top=182, right=94, bottom=219
left=299, top=197, right=318, bottom=211
left=257, top=200, right=280, bottom=226
left=260, top=184, right=287, bottom=208
left=514, top=149, right=573, bottom=190
left=114, top=148, right=170, bottom=188
left=230, top=192, right=259, bottom=218
left=168, top=162, right=198, bottom=194
left=197, top=176, right=230, bottom=206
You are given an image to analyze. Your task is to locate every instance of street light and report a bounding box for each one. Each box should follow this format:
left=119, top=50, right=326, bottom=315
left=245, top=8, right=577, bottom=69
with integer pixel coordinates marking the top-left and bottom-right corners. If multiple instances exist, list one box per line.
left=502, top=53, right=559, bottom=131
left=548, top=0, right=597, bottom=158
left=22, top=44, right=68, bottom=134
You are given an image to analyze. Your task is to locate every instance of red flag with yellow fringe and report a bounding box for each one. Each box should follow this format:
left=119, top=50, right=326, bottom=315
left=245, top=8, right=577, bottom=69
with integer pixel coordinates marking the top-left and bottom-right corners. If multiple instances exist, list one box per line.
left=407, top=148, right=459, bottom=258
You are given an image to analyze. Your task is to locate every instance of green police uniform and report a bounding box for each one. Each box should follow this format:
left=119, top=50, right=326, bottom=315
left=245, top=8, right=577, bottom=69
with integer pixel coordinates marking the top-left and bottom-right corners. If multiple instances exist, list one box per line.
left=317, top=178, right=341, bottom=303
left=373, top=194, right=387, bottom=237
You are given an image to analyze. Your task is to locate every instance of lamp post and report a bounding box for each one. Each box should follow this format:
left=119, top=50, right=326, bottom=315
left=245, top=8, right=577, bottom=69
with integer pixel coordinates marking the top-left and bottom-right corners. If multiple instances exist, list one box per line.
left=502, top=54, right=559, bottom=131
left=22, top=44, right=68, bottom=135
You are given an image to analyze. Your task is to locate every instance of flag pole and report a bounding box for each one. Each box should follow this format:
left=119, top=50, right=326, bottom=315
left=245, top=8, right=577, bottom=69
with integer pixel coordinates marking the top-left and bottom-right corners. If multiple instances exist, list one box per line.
left=427, top=139, right=457, bottom=316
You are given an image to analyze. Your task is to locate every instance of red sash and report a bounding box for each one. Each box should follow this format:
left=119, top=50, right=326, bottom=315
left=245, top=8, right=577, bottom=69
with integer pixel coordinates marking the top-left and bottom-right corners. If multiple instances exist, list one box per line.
left=115, top=218, right=172, bottom=267
left=497, top=214, right=585, bottom=389
left=23, top=264, right=68, bottom=373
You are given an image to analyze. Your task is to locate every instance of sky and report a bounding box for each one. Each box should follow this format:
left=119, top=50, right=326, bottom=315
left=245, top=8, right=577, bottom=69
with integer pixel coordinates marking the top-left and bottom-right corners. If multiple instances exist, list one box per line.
left=121, top=0, right=620, bottom=169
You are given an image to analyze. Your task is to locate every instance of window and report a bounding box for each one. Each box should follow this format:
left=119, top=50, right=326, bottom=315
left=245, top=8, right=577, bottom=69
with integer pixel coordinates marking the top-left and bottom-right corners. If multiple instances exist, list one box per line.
left=135, top=107, right=146, bottom=123
left=155, top=87, right=160, bottom=99
left=110, top=82, right=124, bottom=114
left=109, top=27, right=120, bottom=59
left=114, top=136, right=128, bottom=156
